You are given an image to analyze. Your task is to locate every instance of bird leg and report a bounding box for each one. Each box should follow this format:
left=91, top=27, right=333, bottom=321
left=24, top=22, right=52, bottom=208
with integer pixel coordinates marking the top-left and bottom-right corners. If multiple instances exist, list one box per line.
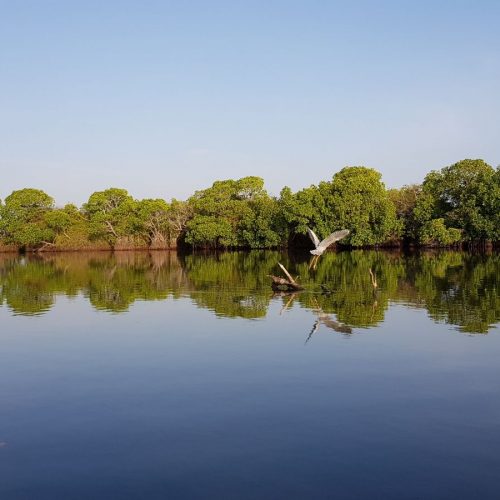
left=309, top=255, right=319, bottom=270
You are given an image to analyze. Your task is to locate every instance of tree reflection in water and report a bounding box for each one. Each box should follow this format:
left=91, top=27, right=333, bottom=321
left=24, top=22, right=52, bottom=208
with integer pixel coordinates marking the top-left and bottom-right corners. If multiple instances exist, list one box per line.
left=0, top=250, right=498, bottom=334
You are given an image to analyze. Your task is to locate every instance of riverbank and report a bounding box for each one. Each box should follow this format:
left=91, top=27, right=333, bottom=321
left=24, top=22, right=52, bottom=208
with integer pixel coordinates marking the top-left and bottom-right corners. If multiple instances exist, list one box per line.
left=1, top=161, right=498, bottom=252
left=2, top=241, right=498, bottom=254
left=0, top=237, right=178, bottom=253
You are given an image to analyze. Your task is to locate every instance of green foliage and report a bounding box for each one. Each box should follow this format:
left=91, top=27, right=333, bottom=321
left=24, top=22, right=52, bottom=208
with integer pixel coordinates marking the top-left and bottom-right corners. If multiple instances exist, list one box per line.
left=0, top=159, right=499, bottom=250
left=186, top=215, right=236, bottom=248
left=415, top=159, right=498, bottom=242
left=135, top=198, right=171, bottom=246
left=2, top=188, right=53, bottom=212
left=166, top=199, right=193, bottom=242
left=483, top=167, right=500, bottom=241
left=413, top=192, right=435, bottom=228
left=0, top=189, right=55, bottom=248
left=239, top=194, right=282, bottom=248
left=51, top=204, right=105, bottom=250
left=321, top=167, right=401, bottom=246
left=44, top=204, right=82, bottom=238
left=278, top=184, right=326, bottom=238
left=185, top=176, right=282, bottom=248
left=419, top=218, right=462, bottom=246
left=83, top=188, right=137, bottom=246
left=281, top=167, right=401, bottom=247
left=388, top=185, right=422, bottom=241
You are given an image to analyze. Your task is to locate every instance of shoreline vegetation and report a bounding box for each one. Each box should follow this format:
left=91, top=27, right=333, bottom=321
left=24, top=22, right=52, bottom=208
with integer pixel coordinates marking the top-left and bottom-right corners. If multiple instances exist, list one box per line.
left=1, top=159, right=499, bottom=253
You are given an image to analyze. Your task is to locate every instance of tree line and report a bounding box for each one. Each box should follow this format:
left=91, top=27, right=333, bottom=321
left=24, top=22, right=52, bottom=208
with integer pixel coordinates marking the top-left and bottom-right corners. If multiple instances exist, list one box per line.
left=0, top=158, right=498, bottom=251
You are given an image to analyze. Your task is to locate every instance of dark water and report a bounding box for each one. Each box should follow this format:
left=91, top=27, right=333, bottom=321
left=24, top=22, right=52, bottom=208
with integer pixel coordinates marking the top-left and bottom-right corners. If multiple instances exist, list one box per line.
left=0, top=250, right=499, bottom=499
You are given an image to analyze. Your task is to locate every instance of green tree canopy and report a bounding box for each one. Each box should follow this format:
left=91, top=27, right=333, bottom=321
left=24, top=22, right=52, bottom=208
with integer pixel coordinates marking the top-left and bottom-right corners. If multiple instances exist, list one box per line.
left=135, top=198, right=171, bottom=246
left=414, top=159, right=498, bottom=242
left=280, top=167, right=401, bottom=247
left=83, top=188, right=137, bottom=246
left=320, top=167, right=401, bottom=246
left=388, top=184, right=422, bottom=241
left=0, top=188, right=55, bottom=248
left=0, top=159, right=499, bottom=251
left=185, top=176, right=281, bottom=248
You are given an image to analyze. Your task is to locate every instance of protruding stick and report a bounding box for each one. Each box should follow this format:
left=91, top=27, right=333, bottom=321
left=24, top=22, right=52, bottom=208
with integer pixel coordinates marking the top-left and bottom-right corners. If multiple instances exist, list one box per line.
left=278, top=263, right=297, bottom=285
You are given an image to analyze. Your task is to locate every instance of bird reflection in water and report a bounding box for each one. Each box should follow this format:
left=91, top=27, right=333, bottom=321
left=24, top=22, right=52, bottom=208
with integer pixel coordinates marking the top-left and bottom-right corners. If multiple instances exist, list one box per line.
left=305, top=297, right=352, bottom=343
left=275, top=291, right=352, bottom=342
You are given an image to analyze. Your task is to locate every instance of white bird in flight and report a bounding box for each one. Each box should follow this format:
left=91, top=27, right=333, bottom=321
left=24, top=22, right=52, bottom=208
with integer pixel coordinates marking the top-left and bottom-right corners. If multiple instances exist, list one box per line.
left=307, top=227, right=349, bottom=269
left=307, top=228, right=350, bottom=255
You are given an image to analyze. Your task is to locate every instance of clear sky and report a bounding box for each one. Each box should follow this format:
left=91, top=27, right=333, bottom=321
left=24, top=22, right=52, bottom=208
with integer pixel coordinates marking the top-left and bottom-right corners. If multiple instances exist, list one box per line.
left=1, top=0, right=499, bottom=206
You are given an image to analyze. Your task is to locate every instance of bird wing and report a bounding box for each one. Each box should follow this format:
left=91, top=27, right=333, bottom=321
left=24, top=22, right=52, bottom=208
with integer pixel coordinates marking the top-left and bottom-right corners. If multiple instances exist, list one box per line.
left=317, top=229, right=350, bottom=252
left=306, top=227, right=321, bottom=248
left=321, top=317, right=352, bottom=334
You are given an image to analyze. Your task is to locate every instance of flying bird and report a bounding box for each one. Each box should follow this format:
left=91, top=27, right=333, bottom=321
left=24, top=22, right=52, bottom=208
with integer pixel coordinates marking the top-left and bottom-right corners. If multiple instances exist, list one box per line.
left=307, top=228, right=349, bottom=269
left=307, top=228, right=350, bottom=256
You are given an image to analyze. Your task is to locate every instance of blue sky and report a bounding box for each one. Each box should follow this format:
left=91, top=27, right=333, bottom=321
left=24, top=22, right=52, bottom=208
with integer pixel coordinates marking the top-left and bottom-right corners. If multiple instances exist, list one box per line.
left=1, top=0, right=499, bottom=206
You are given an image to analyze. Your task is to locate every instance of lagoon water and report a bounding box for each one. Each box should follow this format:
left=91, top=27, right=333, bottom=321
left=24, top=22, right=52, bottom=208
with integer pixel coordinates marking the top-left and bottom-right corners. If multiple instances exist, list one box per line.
left=0, top=250, right=499, bottom=499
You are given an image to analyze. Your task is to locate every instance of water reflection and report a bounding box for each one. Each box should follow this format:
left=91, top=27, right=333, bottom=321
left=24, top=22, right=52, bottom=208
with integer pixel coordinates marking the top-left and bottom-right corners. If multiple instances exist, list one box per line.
left=305, top=297, right=353, bottom=343
left=0, top=250, right=498, bottom=333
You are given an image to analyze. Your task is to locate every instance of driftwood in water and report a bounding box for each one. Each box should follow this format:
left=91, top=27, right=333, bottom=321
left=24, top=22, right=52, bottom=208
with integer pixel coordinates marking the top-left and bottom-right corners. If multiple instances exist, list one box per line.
left=269, top=275, right=303, bottom=291
left=269, top=263, right=304, bottom=291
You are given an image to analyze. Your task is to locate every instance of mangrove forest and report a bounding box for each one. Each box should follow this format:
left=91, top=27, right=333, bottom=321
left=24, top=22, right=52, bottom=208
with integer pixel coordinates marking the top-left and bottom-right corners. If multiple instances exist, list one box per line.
left=0, top=159, right=499, bottom=252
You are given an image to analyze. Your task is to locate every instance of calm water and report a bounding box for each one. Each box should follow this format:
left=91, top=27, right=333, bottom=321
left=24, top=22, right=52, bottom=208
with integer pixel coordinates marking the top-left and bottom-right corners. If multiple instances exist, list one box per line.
left=0, top=250, right=499, bottom=499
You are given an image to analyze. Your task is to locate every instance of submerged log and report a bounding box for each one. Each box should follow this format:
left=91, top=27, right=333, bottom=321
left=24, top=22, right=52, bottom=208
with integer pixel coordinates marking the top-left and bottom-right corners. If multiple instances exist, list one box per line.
left=269, top=275, right=303, bottom=291
left=269, top=263, right=304, bottom=291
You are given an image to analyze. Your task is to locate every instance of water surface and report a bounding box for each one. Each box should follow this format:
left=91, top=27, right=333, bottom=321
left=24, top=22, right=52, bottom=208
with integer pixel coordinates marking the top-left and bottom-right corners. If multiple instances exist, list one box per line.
left=0, top=250, right=499, bottom=499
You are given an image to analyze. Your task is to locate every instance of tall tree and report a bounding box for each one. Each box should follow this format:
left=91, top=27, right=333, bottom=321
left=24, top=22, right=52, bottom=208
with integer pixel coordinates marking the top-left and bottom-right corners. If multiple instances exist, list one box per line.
left=281, top=167, right=400, bottom=247
left=185, top=176, right=280, bottom=248
left=166, top=199, right=193, bottom=245
left=388, top=184, right=422, bottom=242
left=321, top=167, right=401, bottom=246
left=0, top=189, right=55, bottom=249
left=135, top=198, right=171, bottom=247
left=83, top=188, right=137, bottom=246
left=414, top=159, right=497, bottom=242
